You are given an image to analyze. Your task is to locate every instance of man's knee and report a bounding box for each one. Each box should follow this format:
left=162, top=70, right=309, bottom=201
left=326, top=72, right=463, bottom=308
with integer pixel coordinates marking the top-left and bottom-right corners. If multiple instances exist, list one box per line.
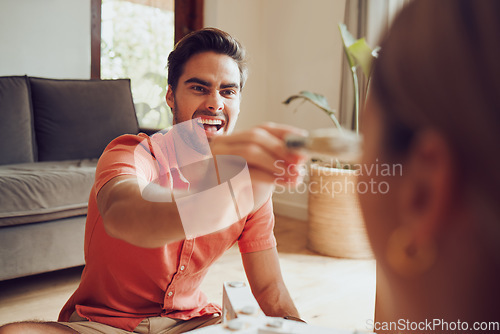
left=0, top=321, right=76, bottom=334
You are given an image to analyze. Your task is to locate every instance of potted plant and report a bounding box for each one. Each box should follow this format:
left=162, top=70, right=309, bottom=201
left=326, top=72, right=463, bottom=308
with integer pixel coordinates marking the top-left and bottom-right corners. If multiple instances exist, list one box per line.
left=283, top=24, right=378, bottom=259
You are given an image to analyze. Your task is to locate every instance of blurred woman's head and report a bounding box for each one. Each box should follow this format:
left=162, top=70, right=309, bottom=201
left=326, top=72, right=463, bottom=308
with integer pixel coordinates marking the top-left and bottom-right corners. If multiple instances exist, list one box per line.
left=359, top=0, right=500, bottom=328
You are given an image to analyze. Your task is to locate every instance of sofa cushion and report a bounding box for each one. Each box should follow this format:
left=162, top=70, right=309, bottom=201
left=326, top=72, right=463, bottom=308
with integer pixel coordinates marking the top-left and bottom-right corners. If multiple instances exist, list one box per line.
left=0, top=76, right=36, bottom=165
left=0, top=159, right=97, bottom=227
left=30, top=77, right=139, bottom=161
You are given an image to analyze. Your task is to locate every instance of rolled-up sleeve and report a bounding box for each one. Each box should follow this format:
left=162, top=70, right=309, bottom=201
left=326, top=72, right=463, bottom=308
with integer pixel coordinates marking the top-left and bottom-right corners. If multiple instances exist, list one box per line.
left=94, top=133, right=163, bottom=196
left=237, top=197, right=276, bottom=253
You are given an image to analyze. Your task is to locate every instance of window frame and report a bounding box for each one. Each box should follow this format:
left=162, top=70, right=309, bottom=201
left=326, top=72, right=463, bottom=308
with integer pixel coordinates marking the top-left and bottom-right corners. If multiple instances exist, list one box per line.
left=90, top=0, right=204, bottom=79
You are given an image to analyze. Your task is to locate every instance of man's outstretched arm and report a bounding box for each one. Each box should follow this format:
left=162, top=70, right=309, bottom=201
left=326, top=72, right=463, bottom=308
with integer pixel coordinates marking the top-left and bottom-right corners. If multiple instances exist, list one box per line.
left=99, top=123, right=306, bottom=248
left=97, top=175, right=186, bottom=248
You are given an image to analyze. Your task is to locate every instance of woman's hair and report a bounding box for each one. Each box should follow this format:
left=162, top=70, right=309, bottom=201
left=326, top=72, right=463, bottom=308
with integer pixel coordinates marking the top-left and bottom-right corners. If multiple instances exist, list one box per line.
left=371, top=0, right=500, bottom=210
left=167, top=27, right=248, bottom=92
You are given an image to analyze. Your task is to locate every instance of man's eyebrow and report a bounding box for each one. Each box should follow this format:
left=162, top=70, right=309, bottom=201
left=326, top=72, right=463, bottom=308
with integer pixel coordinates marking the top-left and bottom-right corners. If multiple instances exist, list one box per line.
left=184, top=77, right=239, bottom=90
left=220, top=82, right=240, bottom=90
left=184, top=77, right=210, bottom=87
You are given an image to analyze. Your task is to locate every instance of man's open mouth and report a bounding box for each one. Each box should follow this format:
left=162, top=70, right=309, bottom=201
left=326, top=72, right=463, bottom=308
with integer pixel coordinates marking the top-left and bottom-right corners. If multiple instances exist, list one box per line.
left=196, top=118, right=225, bottom=134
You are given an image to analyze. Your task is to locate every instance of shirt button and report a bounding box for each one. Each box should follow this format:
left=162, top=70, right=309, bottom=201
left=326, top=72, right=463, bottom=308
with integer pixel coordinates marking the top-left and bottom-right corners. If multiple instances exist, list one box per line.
left=180, top=265, right=185, bottom=271
left=167, top=291, right=173, bottom=297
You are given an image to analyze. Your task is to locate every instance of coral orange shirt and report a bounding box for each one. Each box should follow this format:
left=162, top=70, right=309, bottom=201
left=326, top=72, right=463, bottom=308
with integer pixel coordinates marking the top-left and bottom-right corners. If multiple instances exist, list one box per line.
left=59, top=131, right=276, bottom=331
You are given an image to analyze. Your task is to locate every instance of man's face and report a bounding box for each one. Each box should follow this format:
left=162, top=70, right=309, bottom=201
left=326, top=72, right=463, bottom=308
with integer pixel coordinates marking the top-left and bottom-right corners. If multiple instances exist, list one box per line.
left=166, top=51, right=242, bottom=139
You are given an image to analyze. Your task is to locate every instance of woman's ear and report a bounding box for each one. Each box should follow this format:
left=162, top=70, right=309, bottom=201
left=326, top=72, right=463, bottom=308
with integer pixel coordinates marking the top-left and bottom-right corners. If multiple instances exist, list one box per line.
left=166, top=85, right=175, bottom=109
left=385, top=129, right=458, bottom=277
left=398, top=129, right=457, bottom=247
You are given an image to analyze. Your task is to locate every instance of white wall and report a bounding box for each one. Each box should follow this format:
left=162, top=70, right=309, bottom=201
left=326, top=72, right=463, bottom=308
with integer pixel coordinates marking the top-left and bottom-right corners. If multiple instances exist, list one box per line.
left=0, top=0, right=91, bottom=79
left=205, top=0, right=346, bottom=219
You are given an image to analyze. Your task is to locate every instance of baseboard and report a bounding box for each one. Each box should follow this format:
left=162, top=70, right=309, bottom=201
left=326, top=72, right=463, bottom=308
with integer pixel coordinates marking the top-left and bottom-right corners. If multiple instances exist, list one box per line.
left=272, top=197, right=308, bottom=221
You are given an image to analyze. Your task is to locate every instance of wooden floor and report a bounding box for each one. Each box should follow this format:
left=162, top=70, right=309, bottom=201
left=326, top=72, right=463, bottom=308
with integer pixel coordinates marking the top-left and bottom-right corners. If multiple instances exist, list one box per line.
left=0, top=215, right=376, bottom=331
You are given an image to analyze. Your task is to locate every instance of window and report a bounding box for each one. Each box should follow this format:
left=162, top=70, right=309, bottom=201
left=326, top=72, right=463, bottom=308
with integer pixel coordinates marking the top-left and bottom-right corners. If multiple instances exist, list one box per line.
left=91, top=0, right=204, bottom=129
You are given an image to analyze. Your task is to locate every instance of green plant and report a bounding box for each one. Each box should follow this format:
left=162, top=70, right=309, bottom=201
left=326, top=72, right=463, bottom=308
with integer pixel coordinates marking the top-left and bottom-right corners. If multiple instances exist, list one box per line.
left=283, top=23, right=378, bottom=135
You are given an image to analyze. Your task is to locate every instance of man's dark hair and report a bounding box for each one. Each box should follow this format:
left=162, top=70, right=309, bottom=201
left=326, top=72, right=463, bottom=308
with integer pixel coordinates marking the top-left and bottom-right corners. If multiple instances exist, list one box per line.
left=167, top=27, right=248, bottom=92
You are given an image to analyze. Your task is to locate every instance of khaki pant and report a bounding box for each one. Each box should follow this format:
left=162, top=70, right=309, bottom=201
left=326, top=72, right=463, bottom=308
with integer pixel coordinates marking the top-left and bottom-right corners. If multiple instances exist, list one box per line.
left=59, top=311, right=221, bottom=334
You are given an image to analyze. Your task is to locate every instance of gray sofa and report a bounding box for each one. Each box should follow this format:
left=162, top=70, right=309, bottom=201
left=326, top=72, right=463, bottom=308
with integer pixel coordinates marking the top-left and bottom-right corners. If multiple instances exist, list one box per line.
left=0, top=75, right=142, bottom=281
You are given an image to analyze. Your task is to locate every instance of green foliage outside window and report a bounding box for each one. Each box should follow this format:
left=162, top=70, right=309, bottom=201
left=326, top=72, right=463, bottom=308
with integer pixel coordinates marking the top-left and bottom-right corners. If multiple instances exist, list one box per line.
left=101, top=0, right=174, bottom=129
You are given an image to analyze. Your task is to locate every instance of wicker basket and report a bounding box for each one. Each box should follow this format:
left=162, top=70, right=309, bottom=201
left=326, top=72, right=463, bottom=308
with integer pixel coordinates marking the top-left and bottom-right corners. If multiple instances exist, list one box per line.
left=307, top=163, right=373, bottom=258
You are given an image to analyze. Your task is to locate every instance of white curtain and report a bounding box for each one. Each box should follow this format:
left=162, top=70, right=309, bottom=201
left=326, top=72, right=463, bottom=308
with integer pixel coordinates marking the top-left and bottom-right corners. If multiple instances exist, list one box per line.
left=338, top=0, right=410, bottom=130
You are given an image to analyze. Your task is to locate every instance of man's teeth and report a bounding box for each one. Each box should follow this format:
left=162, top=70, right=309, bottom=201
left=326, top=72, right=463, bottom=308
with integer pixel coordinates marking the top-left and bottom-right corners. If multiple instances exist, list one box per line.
left=198, top=119, right=222, bottom=125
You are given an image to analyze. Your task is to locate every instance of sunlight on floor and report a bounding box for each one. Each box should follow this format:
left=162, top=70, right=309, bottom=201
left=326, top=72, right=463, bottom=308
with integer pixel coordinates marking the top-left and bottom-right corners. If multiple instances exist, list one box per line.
left=0, top=215, right=376, bottom=332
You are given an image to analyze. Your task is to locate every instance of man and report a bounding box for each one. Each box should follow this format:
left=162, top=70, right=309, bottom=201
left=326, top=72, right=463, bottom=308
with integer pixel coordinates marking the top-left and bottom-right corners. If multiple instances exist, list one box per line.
left=0, top=28, right=305, bottom=333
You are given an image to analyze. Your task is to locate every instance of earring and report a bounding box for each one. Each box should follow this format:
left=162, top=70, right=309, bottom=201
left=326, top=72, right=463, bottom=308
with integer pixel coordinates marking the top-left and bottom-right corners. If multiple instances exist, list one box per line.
left=386, top=225, right=436, bottom=277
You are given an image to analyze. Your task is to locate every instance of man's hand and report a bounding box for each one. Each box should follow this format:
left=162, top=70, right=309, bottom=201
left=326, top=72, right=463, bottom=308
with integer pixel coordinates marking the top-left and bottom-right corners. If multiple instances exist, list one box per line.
left=209, top=122, right=307, bottom=212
